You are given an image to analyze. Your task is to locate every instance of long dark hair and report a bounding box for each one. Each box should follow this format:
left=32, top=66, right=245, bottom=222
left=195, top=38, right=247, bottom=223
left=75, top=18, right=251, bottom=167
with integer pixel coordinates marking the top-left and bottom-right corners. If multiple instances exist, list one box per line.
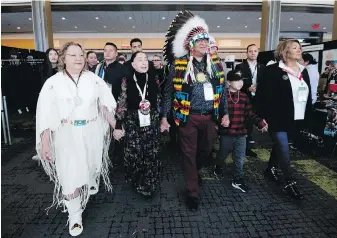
left=44, top=48, right=59, bottom=80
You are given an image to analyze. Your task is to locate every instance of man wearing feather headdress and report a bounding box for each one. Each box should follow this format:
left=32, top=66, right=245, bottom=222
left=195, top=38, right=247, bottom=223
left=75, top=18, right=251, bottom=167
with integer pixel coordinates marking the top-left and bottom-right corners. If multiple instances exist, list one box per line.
left=160, top=11, right=229, bottom=211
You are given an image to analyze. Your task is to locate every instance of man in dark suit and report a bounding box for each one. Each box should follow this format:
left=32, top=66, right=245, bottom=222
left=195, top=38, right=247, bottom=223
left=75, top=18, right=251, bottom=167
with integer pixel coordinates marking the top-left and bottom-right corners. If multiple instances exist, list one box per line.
left=235, top=44, right=265, bottom=157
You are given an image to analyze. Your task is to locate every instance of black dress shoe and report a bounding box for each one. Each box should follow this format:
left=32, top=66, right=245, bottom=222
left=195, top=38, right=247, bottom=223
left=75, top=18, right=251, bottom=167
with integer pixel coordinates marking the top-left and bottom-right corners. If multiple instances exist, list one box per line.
left=198, top=174, right=202, bottom=186
left=264, top=167, right=283, bottom=185
left=246, top=149, right=257, bottom=157
left=283, top=180, right=304, bottom=200
left=186, top=196, right=199, bottom=211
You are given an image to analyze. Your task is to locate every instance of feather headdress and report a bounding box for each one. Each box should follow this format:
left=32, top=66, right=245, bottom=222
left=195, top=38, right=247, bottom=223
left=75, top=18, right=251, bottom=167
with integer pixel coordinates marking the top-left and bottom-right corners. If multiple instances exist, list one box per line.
left=163, top=10, right=213, bottom=83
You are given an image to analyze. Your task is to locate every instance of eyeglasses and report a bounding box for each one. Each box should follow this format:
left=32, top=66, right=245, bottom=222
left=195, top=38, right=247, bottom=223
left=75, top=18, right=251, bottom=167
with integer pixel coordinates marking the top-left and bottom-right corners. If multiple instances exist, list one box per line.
left=153, top=60, right=161, bottom=62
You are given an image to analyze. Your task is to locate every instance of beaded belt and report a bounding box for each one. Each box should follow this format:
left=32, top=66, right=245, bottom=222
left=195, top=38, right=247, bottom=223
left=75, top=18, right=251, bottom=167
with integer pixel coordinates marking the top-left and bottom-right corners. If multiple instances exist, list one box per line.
left=61, top=116, right=98, bottom=126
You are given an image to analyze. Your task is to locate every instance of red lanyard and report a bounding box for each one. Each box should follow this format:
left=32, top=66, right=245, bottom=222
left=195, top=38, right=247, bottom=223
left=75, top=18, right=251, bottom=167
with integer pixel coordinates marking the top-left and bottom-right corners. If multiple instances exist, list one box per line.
left=282, top=69, right=303, bottom=81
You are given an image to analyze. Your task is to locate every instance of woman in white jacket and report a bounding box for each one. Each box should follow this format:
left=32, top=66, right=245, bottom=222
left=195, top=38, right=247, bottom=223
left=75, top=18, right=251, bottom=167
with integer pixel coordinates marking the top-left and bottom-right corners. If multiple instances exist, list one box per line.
left=300, top=53, right=319, bottom=104
left=36, top=42, right=118, bottom=236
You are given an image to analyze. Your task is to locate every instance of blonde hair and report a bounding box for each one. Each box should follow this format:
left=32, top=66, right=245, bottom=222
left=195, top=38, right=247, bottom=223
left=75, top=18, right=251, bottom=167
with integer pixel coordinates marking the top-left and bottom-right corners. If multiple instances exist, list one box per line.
left=274, top=39, right=301, bottom=62
left=57, top=41, right=87, bottom=71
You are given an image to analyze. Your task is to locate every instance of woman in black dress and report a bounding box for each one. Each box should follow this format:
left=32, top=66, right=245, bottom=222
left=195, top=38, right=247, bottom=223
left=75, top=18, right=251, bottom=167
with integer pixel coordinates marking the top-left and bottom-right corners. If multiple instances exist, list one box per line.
left=114, top=51, right=161, bottom=197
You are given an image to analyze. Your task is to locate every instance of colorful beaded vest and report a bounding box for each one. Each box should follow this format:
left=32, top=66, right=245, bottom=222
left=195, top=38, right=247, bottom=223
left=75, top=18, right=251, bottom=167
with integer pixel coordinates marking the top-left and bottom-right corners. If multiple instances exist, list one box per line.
left=172, top=54, right=225, bottom=126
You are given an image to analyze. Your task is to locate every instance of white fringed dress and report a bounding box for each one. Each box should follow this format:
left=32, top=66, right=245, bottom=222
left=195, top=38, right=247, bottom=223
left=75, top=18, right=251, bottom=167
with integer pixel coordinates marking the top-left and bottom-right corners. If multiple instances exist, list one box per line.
left=35, top=70, right=116, bottom=210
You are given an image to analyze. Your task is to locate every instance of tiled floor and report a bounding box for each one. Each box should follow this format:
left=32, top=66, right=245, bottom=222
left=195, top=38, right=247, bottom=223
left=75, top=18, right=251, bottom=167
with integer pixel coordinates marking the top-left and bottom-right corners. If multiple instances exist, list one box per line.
left=1, top=133, right=337, bottom=238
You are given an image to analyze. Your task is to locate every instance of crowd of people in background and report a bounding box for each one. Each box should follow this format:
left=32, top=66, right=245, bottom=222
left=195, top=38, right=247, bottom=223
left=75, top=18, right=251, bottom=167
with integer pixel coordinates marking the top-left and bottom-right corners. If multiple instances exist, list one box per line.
left=36, top=10, right=337, bottom=236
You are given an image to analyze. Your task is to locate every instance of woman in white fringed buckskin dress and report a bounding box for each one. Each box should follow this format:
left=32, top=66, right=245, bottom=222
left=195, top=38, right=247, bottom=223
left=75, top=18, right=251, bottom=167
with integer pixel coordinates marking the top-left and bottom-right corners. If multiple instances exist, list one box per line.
left=35, top=42, right=121, bottom=236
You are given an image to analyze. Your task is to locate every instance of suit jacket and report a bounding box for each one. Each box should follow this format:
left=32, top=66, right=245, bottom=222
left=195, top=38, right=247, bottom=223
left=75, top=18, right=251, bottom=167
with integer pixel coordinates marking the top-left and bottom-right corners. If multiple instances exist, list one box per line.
left=256, top=62, right=313, bottom=132
left=235, top=59, right=265, bottom=101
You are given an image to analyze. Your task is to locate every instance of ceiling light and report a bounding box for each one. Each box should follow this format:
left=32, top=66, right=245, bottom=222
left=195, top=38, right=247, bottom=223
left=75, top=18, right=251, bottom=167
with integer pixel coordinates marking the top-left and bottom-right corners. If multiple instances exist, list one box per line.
left=103, top=25, right=107, bottom=28
left=95, top=17, right=99, bottom=20
left=28, top=17, right=32, bottom=20
left=323, top=27, right=326, bottom=29
left=227, top=17, right=230, bottom=20
left=162, top=17, right=166, bottom=20
left=217, top=25, right=220, bottom=28
left=298, top=26, right=301, bottom=29
left=129, top=17, right=132, bottom=20
left=17, top=27, right=20, bottom=29
left=62, top=17, right=66, bottom=20
left=245, top=25, right=248, bottom=28
left=259, top=17, right=262, bottom=20
left=290, top=18, right=293, bottom=20
left=74, top=26, right=78, bottom=28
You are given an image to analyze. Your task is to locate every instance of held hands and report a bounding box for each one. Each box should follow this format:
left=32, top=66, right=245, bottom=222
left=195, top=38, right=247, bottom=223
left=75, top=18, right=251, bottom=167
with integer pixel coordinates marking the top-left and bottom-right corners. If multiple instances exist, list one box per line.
left=248, top=85, right=256, bottom=93
left=221, top=115, right=230, bottom=127
left=160, top=118, right=171, bottom=132
left=113, top=127, right=125, bottom=141
left=259, top=119, right=268, bottom=133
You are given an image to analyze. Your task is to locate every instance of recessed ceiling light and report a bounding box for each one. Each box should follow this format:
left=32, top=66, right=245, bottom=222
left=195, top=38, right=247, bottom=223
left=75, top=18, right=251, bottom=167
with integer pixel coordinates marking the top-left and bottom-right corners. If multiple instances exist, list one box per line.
left=323, top=27, right=326, bottom=29
left=95, top=17, right=99, bottom=20
left=129, top=17, right=132, bottom=20
left=103, top=25, right=107, bottom=28
left=227, top=17, right=230, bottom=20
left=217, top=25, right=220, bottom=28
left=298, top=26, right=301, bottom=28
left=162, top=17, right=166, bottom=20
left=62, top=17, right=66, bottom=20
left=28, top=17, right=32, bottom=20
left=245, top=25, right=248, bottom=28
left=17, top=27, right=20, bottom=29
left=132, top=26, right=135, bottom=28
left=74, top=26, right=78, bottom=28
left=290, top=18, right=293, bottom=20
left=259, top=17, right=262, bottom=20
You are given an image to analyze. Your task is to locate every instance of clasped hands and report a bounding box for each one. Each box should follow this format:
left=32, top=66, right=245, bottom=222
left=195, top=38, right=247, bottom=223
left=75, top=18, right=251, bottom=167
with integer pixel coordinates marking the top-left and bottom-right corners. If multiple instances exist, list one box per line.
left=248, top=85, right=257, bottom=93
left=259, top=119, right=268, bottom=133
left=113, top=127, right=125, bottom=141
left=160, top=118, right=171, bottom=132
left=221, top=115, right=230, bottom=127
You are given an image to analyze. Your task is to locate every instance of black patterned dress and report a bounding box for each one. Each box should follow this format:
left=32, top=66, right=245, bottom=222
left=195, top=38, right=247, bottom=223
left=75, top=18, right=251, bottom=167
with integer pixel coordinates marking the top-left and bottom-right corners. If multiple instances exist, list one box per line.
left=115, top=71, right=161, bottom=197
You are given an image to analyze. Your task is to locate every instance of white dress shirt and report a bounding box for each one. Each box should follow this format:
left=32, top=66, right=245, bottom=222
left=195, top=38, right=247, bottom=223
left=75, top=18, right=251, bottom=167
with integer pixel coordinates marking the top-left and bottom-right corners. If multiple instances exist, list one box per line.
left=279, top=61, right=309, bottom=120
left=248, top=60, right=257, bottom=96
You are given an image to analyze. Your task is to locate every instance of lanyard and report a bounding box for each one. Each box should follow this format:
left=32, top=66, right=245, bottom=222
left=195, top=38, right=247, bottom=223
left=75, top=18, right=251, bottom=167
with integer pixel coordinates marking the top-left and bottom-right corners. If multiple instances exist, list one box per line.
left=99, top=64, right=105, bottom=79
left=65, top=69, right=83, bottom=87
left=133, top=73, right=148, bottom=101
left=282, top=69, right=303, bottom=81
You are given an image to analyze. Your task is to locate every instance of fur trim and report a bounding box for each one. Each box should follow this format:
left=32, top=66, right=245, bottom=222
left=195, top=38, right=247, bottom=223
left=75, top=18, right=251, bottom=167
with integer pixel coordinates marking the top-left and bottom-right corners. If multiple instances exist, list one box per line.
left=172, top=16, right=209, bottom=58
